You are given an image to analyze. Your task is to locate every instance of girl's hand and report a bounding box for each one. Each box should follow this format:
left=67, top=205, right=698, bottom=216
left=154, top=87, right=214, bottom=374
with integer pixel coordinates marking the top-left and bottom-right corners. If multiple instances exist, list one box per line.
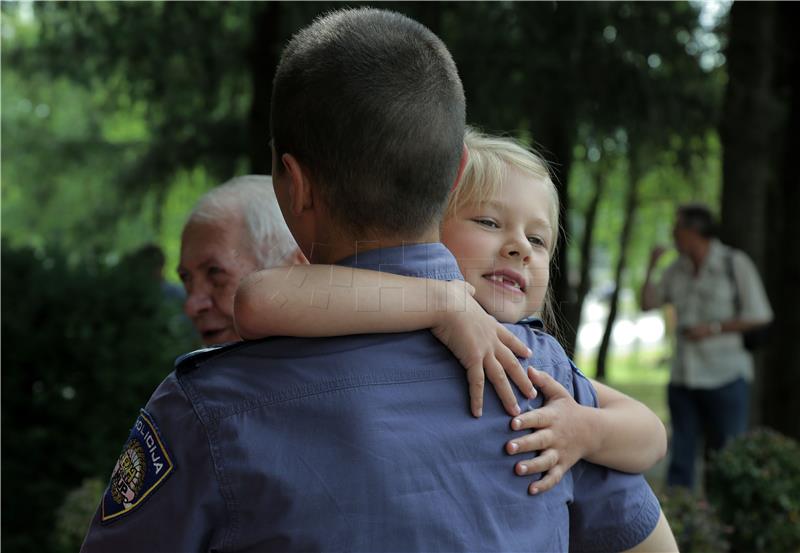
left=505, top=367, right=598, bottom=495
left=431, top=281, right=535, bottom=418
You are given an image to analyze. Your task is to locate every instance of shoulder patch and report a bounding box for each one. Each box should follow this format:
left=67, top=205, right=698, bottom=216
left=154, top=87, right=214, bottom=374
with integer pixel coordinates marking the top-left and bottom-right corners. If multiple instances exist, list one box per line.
left=101, top=409, right=175, bottom=523
left=174, top=341, right=246, bottom=373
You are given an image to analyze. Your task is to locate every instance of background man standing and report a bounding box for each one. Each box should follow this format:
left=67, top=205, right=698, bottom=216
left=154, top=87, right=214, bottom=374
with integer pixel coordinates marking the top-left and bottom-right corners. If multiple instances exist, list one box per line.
left=641, top=203, right=773, bottom=489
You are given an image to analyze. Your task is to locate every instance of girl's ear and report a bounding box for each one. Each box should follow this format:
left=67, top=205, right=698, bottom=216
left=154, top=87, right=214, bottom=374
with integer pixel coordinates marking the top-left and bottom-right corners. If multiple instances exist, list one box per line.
left=281, top=153, right=314, bottom=216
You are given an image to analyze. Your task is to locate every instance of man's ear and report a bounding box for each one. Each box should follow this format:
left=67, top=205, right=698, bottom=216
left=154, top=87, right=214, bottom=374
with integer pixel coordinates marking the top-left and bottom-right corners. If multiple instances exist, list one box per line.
left=451, top=143, right=469, bottom=192
left=280, top=153, right=314, bottom=216
left=289, top=247, right=309, bottom=265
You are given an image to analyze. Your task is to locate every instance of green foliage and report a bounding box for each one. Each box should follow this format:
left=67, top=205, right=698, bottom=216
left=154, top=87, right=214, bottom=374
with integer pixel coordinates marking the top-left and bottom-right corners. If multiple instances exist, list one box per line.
left=658, top=487, right=731, bottom=553
left=10, top=2, right=258, bottom=188
left=707, top=428, right=800, bottom=553
left=54, top=478, right=104, bottom=553
left=1, top=242, right=195, bottom=553
left=2, top=1, right=725, bottom=281
left=1, top=5, right=223, bottom=263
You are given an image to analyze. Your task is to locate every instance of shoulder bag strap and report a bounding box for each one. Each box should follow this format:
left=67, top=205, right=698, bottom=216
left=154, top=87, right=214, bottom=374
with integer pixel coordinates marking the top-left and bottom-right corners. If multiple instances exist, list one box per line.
left=725, top=250, right=742, bottom=316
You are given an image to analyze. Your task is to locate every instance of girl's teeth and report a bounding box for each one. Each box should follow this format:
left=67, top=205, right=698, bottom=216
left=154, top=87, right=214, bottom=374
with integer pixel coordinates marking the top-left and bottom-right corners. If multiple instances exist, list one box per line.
left=487, top=275, right=520, bottom=289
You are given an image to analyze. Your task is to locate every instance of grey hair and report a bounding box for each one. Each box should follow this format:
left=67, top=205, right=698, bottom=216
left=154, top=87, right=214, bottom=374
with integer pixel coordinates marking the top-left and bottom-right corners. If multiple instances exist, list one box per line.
left=187, top=175, right=299, bottom=268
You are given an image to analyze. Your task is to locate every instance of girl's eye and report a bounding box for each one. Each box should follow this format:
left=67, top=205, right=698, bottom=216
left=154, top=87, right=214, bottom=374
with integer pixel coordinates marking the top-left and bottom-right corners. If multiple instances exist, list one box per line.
left=527, top=236, right=546, bottom=247
left=474, top=218, right=499, bottom=228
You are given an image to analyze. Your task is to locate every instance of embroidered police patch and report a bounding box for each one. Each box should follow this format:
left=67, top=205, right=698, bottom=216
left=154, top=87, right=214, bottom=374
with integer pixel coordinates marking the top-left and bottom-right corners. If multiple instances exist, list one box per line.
left=101, top=409, right=175, bottom=523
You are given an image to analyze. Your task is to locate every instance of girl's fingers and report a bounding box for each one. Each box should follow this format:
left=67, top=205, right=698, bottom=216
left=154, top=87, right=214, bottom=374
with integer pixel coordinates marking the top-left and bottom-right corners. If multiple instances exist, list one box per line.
left=514, top=448, right=559, bottom=475
left=506, top=428, right=554, bottom=455
left=510, top=406, right=554, bottom=431
left=527, top=366, right=570, bottom=400
left=498, top=325, right=533, bottom=359
left=484, top=357, right=521, bottom=416
left=465, top=363, right=485, bottom=418
left=497, top=348, right=535, bottom=399
left=528, top=464, right=565, bottom=495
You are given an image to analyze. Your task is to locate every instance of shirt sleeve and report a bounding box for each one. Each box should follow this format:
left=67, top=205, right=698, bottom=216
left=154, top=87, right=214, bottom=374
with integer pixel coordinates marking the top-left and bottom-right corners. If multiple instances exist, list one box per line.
left=567, top=364, right=662, bottom=553
left=650, top=261, right=678, bottom=308
left=80, top=372, right=228, bottom=552
left=732, top=251, right=773, bottom=323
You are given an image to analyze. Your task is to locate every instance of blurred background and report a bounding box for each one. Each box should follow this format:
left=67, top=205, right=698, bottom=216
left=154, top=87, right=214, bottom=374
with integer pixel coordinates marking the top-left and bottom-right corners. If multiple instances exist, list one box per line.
left=2, top=2, right=798, bottom=552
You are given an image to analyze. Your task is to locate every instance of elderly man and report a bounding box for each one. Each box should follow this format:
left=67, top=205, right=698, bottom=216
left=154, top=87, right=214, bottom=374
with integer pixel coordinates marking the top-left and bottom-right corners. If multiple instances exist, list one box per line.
left=83, top=9, right=671, bottom=552
left=177, top=175, right=305, bottom=344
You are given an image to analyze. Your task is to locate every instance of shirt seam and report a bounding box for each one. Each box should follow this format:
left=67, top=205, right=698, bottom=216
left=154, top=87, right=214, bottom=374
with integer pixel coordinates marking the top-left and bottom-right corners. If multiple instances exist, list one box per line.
left=212, top=372, right=462, bottom=421
left=178, top=374, right=239, bottom=550
left=343, top=269, right=463, bottom=280
left=571, top=483, right=660, bottom=553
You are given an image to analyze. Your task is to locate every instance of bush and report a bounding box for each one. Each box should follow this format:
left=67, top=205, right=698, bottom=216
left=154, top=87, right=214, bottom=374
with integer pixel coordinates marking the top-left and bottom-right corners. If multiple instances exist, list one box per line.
left=658, top=486, right=731, bottom=553
left=54, top=478, right=105, bottom=553
left=1, top=243, right=195, bottom=553
left=707, top=427, right=800, bottom=553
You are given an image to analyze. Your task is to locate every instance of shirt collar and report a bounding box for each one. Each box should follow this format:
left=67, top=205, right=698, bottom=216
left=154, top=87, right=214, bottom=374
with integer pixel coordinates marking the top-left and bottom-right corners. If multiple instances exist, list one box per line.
left=335, top=243, right=464, bottom=281
left=518, top=316, right=545, bottom=329
left=706, top=239, right=725, bottom=266
left=677, top=238, right=726, bottom=273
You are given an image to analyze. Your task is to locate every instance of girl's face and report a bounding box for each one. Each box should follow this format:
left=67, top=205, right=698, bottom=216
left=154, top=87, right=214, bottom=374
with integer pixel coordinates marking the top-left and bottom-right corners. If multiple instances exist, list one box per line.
left=441, top=168, right=553, bottom=323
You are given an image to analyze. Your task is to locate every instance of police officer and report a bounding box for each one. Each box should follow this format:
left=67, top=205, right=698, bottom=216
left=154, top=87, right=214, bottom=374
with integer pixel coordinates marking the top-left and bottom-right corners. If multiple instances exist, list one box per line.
left=82, top=9, right=668, bottom=552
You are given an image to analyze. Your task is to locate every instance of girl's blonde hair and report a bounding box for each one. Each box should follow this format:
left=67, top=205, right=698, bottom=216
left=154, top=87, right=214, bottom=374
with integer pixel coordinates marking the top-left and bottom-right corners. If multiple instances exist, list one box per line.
left=446, top=128, right=560, bottom=256
left=444, top=128, right=562, bottom=334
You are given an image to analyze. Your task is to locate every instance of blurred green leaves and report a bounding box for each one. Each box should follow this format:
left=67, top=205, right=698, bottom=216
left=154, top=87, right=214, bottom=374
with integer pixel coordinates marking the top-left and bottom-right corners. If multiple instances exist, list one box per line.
left=708, top=428, right=800, bottom=552
left=1, top=242, right=195, bottom=553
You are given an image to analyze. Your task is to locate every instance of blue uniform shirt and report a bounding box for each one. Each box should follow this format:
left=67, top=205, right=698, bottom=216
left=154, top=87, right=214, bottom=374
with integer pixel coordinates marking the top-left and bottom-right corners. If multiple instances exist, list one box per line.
left=82, top=243, right=660, bottom=552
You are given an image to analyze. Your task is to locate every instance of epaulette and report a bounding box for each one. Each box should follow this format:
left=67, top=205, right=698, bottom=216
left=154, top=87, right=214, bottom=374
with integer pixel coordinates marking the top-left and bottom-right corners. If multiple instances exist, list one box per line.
left=174, top=341, right=247, bottom=374
left=518, top=317, right=545, bottom=330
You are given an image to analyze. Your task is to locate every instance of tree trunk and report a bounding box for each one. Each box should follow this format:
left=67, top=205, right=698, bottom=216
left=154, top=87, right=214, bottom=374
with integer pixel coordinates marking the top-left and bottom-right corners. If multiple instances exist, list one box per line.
left=761, top=2, right=800, bottom=440
left=719, top=2, right=777, bottom=268
left=247, top=3, right=281, bottom=175
left=563, top=160, right=607, bottom=355
left=719, top=2, right=789, bottom=430
left=543, top=120, right=576, bottom=353
left=596, top=154, right=640, bottom=381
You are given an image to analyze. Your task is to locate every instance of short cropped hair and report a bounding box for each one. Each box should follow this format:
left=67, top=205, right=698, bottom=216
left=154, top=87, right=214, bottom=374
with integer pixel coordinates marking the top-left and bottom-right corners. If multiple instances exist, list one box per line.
left=448, top=128, right=559, bottom=256
left=271, top=8, right=466, bottom=239
left=187, top=175, right=299, bottom=268
left=677, top=203, right=717, bottom=238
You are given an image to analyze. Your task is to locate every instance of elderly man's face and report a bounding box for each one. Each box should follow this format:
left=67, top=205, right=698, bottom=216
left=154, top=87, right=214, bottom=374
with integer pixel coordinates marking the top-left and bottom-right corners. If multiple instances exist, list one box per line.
left=178, top=219, right=260, bottom=344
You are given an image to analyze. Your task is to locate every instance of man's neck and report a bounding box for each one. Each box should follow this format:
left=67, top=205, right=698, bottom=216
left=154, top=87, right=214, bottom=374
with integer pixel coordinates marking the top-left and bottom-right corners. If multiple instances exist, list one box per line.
left=314, top=228, right=441, bottom=264
left=688, top=239, right=711, bottom=273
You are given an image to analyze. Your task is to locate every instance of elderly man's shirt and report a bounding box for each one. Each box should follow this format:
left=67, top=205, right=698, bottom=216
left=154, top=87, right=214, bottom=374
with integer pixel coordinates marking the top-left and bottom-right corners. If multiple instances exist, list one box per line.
left=653, top=239, right=772, bottom=388
left=81, top=243, right=660, bottom=553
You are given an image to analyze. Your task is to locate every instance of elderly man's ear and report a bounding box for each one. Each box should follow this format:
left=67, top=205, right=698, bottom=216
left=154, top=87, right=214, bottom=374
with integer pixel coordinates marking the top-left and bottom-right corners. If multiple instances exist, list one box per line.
left=280, top=153, right=315, bottom=216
